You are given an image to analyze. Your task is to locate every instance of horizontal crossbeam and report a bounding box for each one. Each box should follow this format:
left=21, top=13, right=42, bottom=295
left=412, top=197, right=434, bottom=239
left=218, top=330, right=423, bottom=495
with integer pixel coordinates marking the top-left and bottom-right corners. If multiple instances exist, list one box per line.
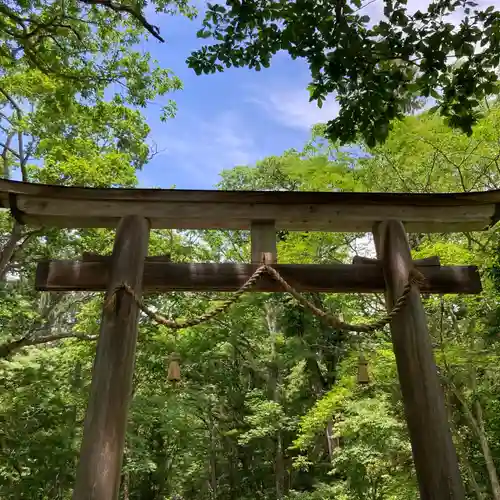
left=0, top=179, right=498, bottom=232
left=36, top=260, right=482, bottom=294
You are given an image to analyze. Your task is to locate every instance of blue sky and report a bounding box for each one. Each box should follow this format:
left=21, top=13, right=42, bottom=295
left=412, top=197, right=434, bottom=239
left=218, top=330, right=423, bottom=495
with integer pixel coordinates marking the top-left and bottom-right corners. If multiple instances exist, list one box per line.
left=133, top=6, right=339, bottom=190
left=134, top=0, right=498, bottom=190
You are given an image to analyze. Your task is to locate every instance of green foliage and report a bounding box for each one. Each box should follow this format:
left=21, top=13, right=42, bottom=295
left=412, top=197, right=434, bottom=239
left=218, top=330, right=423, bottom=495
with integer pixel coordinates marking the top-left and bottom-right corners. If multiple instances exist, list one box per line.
left=188, top=0, right=500, bottom=146
left=293, top=384, right=351, bottom=452
left=356, top=105, right=500, bottom=193
left=0, top=67, right=165, bottom=184
left=0, top=0, right=190, bottom=186
left=330, top=397, right=415, bottom=500
left=0, top=0, right=193, bottom=117
left=3, top=103, right=500, bottom=499
left=0, top=14, right=196, bottom=493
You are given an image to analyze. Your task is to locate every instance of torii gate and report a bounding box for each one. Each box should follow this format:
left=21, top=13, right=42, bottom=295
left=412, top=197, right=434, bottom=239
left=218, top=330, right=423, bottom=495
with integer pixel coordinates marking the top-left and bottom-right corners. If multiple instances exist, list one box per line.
left=1, top=179, right=496, bottom=500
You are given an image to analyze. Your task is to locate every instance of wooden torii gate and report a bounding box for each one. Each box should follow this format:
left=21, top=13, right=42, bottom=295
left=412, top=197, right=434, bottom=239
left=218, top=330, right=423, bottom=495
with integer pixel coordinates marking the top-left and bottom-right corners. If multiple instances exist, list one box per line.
left=2, top=179, right=497, bottom=500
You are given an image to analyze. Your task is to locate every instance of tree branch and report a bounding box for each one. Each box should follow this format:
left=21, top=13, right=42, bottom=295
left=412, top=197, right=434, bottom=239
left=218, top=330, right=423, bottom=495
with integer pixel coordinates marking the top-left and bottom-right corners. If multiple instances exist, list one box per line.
left=441, top=373, right=482, bottom=437
left=0, top=331, right=98, bottom=359
left=17, top=129, right=27, bottom=181
left=0, top=86, right=22, bottom=113
left=1, top=133, right=15, bottom=177
left=2, top=227, right=44, bottom=279
left=0, top=3, right=27, bottom=32
left=0, top=110, right=14, bottom=125
left=78, top=0, right=165, bottom=42
left=0, top=139, right=20, bottom=160
left=0, top=87, right=28, bottom=180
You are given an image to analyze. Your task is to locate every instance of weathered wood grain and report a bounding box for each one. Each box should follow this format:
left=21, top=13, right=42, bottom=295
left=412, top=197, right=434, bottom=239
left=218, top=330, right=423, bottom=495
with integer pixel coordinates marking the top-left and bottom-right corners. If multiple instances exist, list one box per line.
left=13, top=197, right=495, bottom=232
left=81, top=252, right=171, bottom=262
left=352, top=255, right=441, bottom=266
left=36, top=261, right=482, bottom=294
left=72, top=216, right=150, bottom=500
left=251, top=221, right=277, bottom=264
left=1, top=178, right=500, bottom=204
left=373, top=220, right=465, bottom=500
left=0, top=178, right=497, bottom=232
left=15, top=214, right=493, bottom=233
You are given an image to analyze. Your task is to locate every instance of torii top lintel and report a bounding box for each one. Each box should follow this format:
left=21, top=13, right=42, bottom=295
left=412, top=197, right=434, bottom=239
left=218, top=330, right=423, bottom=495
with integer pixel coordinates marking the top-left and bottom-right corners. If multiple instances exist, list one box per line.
left=1, top=179, right=499, bottom=233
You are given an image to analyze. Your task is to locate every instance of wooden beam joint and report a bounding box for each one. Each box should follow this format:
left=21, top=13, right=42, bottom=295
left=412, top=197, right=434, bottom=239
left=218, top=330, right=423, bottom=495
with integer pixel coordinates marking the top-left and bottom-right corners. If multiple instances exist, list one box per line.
left=251, top=220, right=277, bottom=264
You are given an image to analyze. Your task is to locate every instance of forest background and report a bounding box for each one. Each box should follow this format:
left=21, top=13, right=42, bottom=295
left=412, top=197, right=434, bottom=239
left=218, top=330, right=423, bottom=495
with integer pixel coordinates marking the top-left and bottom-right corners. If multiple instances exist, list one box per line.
left=1, top=0, right=500, bottom=499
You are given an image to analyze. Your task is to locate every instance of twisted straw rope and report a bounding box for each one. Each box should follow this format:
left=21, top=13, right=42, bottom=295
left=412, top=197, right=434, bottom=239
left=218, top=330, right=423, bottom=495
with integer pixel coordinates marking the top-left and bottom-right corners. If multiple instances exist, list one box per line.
left=105, top=264, right=425, bottom=333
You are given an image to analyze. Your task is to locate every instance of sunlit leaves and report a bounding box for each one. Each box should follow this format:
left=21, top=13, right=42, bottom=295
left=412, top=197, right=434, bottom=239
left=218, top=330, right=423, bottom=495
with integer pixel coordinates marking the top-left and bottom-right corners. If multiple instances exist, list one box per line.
left=188, top=0, right=500, bottom=146
left=3, top=108, right=500, bottom=499
left=0, top=0, right=193, bottom=108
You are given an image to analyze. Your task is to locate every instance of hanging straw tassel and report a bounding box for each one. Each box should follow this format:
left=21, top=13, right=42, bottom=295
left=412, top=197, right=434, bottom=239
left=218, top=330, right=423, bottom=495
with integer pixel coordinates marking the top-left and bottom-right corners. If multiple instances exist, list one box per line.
left=357, top=353, right=370, bottom=385
left=167, top=352, right=181, bottom=383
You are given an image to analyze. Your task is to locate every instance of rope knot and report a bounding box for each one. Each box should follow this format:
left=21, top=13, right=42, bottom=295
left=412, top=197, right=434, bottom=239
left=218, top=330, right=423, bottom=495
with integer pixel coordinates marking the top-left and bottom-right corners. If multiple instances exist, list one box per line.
left=409, top=267, right=426, bottom=288
left=104, top=283, right=130, bottom=311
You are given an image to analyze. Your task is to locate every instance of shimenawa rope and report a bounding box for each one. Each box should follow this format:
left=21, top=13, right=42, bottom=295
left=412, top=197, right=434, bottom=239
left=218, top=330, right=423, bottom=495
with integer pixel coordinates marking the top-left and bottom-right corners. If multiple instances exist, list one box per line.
left=104, top=264, right=425, bottom=333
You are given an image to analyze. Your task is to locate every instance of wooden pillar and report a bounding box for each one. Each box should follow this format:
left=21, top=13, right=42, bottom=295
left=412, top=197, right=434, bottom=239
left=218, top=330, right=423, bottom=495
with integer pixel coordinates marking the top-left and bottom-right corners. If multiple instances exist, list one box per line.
left=73, top=215, right=150, bottom=500
left=251, top=220, right=277, bottom=264
left=373, top=220, right=464, bottom=500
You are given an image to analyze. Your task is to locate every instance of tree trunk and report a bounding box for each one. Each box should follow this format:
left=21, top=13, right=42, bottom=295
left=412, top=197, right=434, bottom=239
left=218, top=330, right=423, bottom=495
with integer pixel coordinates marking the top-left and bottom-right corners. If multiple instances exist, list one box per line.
left=275, top=430, right=285, bottom=500
left=463, top=454, right=485, bottom=500
left=0, top=221, right=22, bottom=280
left=326, top=420, right=336, bottom=460
left=474, top=399, right=500, bottom=500
left=470, top=348, right=500, bottom=500
left=447, top=375, right=500, bottom=500
left=446, top=394, right=485, bottom=500
left=1, top=132, right=14, bottom=178
left=122, top=470, right=130, bottom=500
left=209, top=412, right=218, bottom=500
left=266, top=304, right=285, bottom=500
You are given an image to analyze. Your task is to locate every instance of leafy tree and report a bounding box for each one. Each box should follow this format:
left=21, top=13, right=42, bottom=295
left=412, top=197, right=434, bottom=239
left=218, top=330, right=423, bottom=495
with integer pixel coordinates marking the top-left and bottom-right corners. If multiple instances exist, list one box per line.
left=356, top=104, right=500, bottom=193
left=0, top=0, right=186, bottom=330
left=0, top=0, right=189, bottom=139
left=352, top=106, right=500, bottom=499
left=0, top=0, right=194, bottom=101
left=292, top=355, right=416, bottom=500
left=0, top=15, right=194, bottom=494
left=4, top=100, right=500, bottom=500
left=188, top=0, right=500, bottom=146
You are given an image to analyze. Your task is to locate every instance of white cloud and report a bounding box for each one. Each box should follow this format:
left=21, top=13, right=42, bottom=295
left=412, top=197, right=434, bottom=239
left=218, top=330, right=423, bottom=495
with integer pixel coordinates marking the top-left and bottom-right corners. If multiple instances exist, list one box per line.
left=249, top=0, right=500, bottom=132
left=200, top=111, right=257, bottom=167
left=144, top=110, right=261, bottom=187
left=249, top=86, right=339, bottom=130
left=358, top=0, right=500, bottom=24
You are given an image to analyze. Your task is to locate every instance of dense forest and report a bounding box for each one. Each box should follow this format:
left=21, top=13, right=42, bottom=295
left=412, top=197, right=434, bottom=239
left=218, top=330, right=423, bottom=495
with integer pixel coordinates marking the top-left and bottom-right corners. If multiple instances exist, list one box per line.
left=1, top=96, right=500, bottom=498
left=2, top=0, right=500, bottom=498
